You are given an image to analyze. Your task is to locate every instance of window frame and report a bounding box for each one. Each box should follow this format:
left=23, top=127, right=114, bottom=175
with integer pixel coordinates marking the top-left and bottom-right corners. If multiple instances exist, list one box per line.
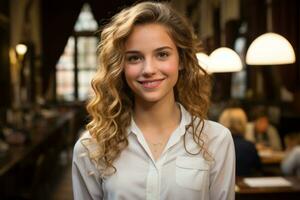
left=55, top=31, right=98, bottom=102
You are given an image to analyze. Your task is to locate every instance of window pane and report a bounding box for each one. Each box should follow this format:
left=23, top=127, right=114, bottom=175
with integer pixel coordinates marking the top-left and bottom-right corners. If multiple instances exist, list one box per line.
left=56, top=70, right=75, bottom=101
left=56, top=37, right=75, bottom=70
left=78, top=37, right=98, bottom=70
left=79, top=86, right=92, bottom=101
left=74, top=3, right=98, bottom=32
left=231, top=37, right=247, bottom=99
left=78, top=70, right=95, bottom=100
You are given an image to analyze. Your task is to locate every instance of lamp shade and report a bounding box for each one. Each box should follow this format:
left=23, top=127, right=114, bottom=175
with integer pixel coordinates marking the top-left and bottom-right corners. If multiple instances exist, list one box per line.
left=196, top=52, right=211, bottom=73
left=209, top=47, right=243, bottom=73
left=246, top=32, right=295, bottom=65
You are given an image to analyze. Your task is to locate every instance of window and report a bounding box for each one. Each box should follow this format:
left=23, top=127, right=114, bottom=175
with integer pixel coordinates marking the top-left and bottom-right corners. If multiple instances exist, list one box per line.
left=231, top=37, right=247, bottom=99
left=56, top=3, right=98, bottom=101
left=231, top=22, right=247, bottom=99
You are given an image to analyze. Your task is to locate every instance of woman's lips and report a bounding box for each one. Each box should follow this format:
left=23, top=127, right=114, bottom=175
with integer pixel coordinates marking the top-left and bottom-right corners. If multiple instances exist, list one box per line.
left=138, top=79, right=164, bottom=89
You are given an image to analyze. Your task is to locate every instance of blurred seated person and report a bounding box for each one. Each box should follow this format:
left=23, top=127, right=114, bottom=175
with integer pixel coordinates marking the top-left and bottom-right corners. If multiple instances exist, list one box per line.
left=219, top=108, right=261, bottom=176
left=245, top=106, right=282, bottom=151
left=281, top=132, right=300, bottom=177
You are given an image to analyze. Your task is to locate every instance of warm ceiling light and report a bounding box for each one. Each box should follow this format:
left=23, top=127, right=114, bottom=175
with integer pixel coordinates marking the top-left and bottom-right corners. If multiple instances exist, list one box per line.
left=246, top=32, right=295, bottom=65
left=209, top=47, right=243, bottom=73
left=196, top=52, right=211, bottom=73
left=16, top=44, right=28, bottom=56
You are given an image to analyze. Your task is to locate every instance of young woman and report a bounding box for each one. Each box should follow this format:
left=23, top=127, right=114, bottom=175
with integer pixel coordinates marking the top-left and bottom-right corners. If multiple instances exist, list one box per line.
left=72, top=2, right=235, bottom=200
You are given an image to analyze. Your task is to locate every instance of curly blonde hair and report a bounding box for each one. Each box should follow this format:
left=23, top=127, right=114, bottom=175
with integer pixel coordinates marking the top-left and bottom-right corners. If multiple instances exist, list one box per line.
left=85, top=1, right=211, bottom=174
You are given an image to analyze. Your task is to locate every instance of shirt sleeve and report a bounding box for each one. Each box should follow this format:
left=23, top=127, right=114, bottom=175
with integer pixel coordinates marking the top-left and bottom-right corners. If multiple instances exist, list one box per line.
left=209, top=128, right=236, bottom=200
left=72, top=139, right=103, bottom=200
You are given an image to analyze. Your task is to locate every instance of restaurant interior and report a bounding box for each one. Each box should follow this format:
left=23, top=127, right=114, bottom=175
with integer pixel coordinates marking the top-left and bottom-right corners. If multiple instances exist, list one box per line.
left=0, top=0, right=300, bottom=199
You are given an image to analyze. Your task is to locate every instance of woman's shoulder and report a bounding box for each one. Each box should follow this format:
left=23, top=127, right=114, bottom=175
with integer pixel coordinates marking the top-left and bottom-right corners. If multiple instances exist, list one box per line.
left=200, top=120, right=235, bottom=165
left=73, top=131, right=95, bottom=156
left=197, top=119, right=234, bottom=154
left=202, top=119, right=232, bottom=140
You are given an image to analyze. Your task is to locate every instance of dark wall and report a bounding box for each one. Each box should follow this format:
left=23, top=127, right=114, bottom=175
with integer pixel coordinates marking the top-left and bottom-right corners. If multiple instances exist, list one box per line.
left=272, top=0, right=300, bottom=112
left=0, top=0, right=11, bottom=109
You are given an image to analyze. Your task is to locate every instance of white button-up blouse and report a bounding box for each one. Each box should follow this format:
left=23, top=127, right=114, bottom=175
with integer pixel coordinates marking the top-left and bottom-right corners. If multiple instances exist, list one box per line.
left=72, top=104, right=236, bottom=200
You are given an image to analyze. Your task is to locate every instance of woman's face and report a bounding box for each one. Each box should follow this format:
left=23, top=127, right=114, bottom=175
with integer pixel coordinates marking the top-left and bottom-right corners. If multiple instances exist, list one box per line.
left=124, top=23, right=180, bottom=104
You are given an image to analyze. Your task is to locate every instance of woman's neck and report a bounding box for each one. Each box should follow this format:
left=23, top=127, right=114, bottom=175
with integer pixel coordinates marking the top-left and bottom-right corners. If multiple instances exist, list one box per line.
left=133, top=97, right=181, bottom=134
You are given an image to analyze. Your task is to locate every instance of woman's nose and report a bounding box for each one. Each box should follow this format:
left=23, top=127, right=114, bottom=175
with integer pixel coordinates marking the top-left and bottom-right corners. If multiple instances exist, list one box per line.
left=142, top=58, right=157, bottom=76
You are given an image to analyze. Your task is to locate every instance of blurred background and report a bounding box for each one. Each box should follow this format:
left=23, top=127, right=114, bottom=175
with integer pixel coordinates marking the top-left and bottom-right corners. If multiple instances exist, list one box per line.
left=0, top=0, right=299, bottom=199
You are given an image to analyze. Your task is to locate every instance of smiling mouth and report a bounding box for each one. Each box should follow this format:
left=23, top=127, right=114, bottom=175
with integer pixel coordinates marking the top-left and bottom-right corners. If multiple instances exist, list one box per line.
left=138, top=79, right=165, bottom=89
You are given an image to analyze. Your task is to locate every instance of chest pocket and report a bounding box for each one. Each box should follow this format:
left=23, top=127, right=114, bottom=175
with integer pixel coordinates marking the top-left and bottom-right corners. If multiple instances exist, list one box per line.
left=176, top=156, right=210, bottom=191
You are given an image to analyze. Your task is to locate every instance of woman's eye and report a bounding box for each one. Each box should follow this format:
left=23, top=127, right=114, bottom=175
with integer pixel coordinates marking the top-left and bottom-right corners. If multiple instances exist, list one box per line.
left=126, top=55, right=142, bottom=63
left=157, top=51, right=169, bottom=59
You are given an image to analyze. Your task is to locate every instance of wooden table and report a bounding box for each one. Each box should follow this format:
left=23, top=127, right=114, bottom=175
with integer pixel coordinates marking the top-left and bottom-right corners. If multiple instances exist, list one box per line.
left=236, top=177, right=300, bottom=200
left=259, top=150, right=286, bottom=165
left=258, top=150, right=286, bottom=176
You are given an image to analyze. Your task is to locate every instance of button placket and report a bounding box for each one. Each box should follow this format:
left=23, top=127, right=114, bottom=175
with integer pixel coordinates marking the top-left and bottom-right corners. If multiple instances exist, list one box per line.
left=146, top=163, right=159, bottom=200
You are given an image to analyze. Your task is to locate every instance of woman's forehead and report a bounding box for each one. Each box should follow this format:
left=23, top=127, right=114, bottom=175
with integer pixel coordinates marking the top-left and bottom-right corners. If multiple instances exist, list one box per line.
left=124, top=23, right=176, bottom=51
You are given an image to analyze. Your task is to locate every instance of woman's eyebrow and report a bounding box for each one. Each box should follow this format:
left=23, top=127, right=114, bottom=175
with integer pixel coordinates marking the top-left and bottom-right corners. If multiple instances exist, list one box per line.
left=125, top=50, right=141, bottom=54
left=155, top=46, right=172, bottom=51
left=125, top=46, right=172, bottom=54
